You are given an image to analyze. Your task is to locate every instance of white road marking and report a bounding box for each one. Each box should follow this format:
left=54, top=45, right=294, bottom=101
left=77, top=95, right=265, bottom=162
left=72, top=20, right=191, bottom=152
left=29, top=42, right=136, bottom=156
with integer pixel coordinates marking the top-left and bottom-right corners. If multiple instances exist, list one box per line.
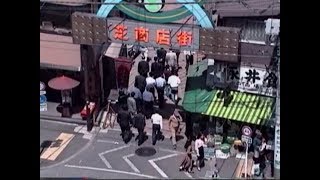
left=65, top=164, right=157, bottom=179
left=98, top=145, right=130, bottom=169
left=184, top=171, right=193, bottom=178
left=159, top=148, right=185, bottom=155
left=97, top=139, right=119, bottom=144
left=148, top=153, right=179, bottom=178
left=40, top=119, right=77, bottom=126
left=123, top=154, right=140, bottom=173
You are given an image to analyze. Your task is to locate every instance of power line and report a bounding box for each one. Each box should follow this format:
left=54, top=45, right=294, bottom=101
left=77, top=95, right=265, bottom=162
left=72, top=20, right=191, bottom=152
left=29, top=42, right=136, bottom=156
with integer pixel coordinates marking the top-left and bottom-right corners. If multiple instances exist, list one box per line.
left=40, top=0, right=279, bottom=5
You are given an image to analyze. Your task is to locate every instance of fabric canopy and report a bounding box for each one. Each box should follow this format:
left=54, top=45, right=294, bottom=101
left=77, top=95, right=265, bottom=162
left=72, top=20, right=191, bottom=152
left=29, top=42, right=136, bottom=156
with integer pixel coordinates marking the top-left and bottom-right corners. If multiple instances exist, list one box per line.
left=204, top=90, right=275, bottom=125
left=182, top=59, right=275, bottom=125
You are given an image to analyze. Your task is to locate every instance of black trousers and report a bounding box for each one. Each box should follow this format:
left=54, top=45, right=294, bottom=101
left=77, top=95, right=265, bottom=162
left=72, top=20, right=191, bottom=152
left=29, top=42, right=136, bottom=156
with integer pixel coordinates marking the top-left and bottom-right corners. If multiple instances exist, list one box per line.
left=156, top=87, right=165, bottom=108
left=143, top=101, right=154, bottom=119
left=137, top=128, right=145, bottom=145
left=152, top=124, right=161, bottom=145
left=120, top=125, right=130, bottom=136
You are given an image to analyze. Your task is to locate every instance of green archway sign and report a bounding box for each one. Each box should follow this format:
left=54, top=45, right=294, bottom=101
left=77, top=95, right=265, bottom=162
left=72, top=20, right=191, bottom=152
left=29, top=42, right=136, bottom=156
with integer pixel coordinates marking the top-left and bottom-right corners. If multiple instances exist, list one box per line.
left=144, top=0, right=165, bottom=13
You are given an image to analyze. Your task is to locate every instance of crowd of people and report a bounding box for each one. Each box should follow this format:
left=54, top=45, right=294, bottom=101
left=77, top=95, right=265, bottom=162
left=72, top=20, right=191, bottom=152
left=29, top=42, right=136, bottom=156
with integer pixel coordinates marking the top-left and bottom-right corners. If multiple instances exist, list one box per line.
left=115, top=47, right=186, bottom=147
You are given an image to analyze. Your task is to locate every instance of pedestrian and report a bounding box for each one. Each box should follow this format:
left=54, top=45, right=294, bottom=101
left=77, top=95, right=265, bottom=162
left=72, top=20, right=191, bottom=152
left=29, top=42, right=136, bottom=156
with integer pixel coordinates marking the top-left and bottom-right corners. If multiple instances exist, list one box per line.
left=185, top=53, right=194, bottom=75
left=127, top=92, right=137, bottom=117
left=179, top=137, right=193, bottom=173
left=195, top=133, right=205, bottom=171
left=135, top=74, right=146, bottom=95
left=157, top=47, right=167, bottom=67
left=146, top=72, right=156, bottom=99
left=130, top=85, right=142, bottom=110
left=151, top=110, right=164, bottom=145
left=133, top=108, right=147, bottom=146
left=85, top=100, right=93, bottom=132
left=142, top=87, right=154, bottom=119
left=175, top=49, right=181, bottom=68
left=151, top=57, right=164, bottom=78
left=166, top=49, right=177, bottom=70
left=138, top=58, right=150, bottom=77
left=163, top=65, right=171, bottom=81
left=155, top=75, right=166, bottom=109
left=117, top=105, right=133, bottom=143
left=168, top=110, right=182, bottom=149
left=168, top=71, right=181, bottom=103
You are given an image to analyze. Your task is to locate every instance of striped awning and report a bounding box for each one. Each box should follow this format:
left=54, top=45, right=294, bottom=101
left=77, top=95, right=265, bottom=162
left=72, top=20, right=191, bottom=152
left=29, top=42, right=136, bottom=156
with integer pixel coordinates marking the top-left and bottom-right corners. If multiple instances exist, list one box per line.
left=203, top=90, right=275, bottom=125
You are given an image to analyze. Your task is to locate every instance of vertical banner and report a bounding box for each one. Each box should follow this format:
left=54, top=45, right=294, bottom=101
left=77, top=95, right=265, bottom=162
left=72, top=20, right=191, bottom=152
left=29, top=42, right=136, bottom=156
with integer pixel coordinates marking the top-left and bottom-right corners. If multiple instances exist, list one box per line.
left=274, top=120, right=280, bottom=169
left=40, top=81, right=47, bottom=111
left=114, top=57, right=133, bottom=89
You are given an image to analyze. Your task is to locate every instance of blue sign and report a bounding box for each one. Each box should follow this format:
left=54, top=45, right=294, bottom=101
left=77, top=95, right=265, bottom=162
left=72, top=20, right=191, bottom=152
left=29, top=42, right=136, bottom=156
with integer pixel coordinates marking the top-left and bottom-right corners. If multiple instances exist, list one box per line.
left=40, top=95, right=47, bottom=104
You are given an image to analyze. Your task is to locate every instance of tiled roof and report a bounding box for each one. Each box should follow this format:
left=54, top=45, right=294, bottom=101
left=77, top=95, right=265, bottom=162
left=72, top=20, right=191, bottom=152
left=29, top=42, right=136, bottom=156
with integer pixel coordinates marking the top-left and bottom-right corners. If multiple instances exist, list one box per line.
left=204, top=0, right=280, bottom=17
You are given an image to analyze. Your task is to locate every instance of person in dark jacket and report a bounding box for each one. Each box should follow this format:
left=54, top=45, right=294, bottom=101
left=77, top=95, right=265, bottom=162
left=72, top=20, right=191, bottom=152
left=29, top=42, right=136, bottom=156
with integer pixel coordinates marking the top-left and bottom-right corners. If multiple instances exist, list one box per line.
left=117, top=105, right=133, bottom=141
left=151, top=57, right=164, bottom=79
left=138, top=59, right=149, bottom=77
left=157, top=48, right=167, bottom=67
left=135, top=75, right=146, bottom=94
left=133, top=108, right=147, bottom=146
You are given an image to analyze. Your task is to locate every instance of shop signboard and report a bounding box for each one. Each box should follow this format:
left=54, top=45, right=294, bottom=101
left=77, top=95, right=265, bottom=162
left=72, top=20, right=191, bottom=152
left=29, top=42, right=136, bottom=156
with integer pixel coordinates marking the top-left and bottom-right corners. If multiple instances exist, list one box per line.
left=238, top=66, right=277, bottom=97
left=40, top=82, right=47, bottom=112
left=206, top=60, right=240, bottom=89
left=107, top=18, right=199, bottom=50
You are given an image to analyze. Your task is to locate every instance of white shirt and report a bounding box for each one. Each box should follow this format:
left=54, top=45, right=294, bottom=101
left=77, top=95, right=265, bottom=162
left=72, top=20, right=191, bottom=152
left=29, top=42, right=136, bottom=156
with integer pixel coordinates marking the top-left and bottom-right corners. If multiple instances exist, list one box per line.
left=146, top=77, right=156, bottom=85
left=142, top=90, right=154, bottom=102
left=195, top=139, right=204, bottom=156
left=155, top=77, right=166, bottom=88
left=151, top=113, right=163, bottom=129
left=168, top=75, right=181, bottom=88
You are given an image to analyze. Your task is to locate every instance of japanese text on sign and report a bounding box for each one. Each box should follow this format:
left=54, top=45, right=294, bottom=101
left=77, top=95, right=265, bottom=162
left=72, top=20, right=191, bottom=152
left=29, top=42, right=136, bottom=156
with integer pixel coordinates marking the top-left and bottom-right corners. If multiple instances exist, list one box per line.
left=107, top=18, right=199, bottom=50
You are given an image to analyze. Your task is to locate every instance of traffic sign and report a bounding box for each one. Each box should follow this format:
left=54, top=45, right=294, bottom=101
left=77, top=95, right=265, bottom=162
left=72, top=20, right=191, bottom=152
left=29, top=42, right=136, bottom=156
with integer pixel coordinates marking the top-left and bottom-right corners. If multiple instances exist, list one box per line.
left=40, top=81, right=46, bottom=91
left=241, top=126, right=252, bottom=136
left=241, top=135, right=252, bottom=145
left=40, top=95, right=47, bottom=104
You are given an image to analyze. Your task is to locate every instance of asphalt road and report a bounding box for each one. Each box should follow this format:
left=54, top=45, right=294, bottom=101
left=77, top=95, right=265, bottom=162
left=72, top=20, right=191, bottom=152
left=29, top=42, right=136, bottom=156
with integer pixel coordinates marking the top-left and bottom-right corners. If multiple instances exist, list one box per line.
left=40, top=119, right=241, bottom=179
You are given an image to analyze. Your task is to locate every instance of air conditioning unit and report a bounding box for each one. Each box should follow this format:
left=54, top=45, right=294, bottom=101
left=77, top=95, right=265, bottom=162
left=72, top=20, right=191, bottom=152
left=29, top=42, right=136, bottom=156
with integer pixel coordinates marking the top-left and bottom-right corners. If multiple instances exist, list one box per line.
left=265, top=18, right=280, bottom=35
left=212, top=14, right=219, bottom=27
left=41, top=21, right=54, bottom=30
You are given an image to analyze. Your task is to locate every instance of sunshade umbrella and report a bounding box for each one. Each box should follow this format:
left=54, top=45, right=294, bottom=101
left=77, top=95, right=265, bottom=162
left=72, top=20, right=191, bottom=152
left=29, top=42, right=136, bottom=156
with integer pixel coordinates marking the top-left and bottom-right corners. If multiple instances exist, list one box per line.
left=48, top=75, right=80, bottom=90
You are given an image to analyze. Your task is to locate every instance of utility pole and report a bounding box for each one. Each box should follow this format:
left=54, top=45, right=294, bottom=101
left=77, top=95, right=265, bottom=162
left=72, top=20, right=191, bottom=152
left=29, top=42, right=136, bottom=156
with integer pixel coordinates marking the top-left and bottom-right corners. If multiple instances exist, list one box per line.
left=274, top=36, right=280, bottom=179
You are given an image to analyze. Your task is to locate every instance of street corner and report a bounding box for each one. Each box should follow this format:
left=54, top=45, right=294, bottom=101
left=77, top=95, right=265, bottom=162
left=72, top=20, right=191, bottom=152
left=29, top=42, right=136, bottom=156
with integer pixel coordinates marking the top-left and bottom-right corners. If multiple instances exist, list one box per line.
left=40, top=131, right=89, bottom=168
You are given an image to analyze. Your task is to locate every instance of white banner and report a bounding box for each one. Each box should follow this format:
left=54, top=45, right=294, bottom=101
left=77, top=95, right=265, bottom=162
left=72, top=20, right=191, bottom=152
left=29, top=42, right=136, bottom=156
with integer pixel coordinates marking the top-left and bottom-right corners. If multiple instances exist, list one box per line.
left=238, top=66, right=276, bottom=97
left=274, top=121, right=280, bottom=169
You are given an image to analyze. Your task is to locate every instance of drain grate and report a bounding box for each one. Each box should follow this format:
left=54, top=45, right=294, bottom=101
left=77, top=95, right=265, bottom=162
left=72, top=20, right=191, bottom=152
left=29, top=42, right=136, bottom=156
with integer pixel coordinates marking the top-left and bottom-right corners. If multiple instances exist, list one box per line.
left=135, top=147, right=156, bottom=157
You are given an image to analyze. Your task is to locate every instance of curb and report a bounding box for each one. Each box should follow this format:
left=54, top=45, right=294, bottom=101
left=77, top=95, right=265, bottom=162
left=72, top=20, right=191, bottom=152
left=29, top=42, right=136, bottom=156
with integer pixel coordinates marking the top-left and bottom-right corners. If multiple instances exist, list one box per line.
left=40, top=114, right=87, bottom=125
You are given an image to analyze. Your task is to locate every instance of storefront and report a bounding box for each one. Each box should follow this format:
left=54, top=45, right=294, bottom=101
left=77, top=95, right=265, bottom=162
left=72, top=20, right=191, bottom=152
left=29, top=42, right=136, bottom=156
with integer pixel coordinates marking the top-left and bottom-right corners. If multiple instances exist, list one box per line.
left=40, top=33, right=84, bottom=107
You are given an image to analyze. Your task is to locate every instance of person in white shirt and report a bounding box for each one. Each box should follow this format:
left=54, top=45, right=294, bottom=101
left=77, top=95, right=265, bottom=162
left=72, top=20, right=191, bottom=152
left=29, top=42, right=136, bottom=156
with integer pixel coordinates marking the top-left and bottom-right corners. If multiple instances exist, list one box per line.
left=142, top=88, right=154, bottom=119
left=155, top=75, right=166, bottom=108
left=166, top=49, right=177, bottom=70
left=168, top=72, right=181, bottom=102
left=194, top=133, right=205, bottom=171
left=151, top=110, right=164, bottom=145
left=146, top=72, right=156, bottom=99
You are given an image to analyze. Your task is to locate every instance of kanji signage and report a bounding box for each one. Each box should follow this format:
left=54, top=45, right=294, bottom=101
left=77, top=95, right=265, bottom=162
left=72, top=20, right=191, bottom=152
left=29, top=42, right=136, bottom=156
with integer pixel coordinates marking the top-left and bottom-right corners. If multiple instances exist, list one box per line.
left=238, top=66, right=277, bottom=97
left=206, top=60, right=277, bottom=97
left=107, top=18, right=199, bottom=50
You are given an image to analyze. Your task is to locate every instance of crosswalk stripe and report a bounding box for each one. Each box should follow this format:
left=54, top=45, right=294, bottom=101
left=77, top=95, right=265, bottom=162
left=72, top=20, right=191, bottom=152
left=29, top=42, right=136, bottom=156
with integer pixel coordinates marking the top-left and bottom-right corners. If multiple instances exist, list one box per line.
left=149, top=154, right=179, bottom=178
left=40, top=133, right=75, bottom=161
left=123, top=154, right=140, bottom=173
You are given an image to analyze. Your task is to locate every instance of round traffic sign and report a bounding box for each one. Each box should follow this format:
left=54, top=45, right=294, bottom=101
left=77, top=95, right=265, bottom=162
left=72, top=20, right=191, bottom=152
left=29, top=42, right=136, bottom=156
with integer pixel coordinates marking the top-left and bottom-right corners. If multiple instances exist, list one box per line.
left=40, top=81, right=46, bottom=91
left=40, top=95, right=47, bottom=104
left=242, top=126, right=252, bottom=136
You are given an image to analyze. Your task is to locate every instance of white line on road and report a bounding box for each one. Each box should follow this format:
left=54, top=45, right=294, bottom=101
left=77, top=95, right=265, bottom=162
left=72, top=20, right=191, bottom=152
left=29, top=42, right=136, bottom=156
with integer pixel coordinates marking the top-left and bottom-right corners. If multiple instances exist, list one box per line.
left=97, top=139, right=119, bottom=144
left=148, top=153, right=179, bottom=178
left=65, top=164, right=157, bottom=179
left=99, top=145, right=130, bottom=169
left=122, top=154, right=140, bottom=173
left=40, top=119, right=77, bottom=126
left=184, top=171, right=193, bottom=178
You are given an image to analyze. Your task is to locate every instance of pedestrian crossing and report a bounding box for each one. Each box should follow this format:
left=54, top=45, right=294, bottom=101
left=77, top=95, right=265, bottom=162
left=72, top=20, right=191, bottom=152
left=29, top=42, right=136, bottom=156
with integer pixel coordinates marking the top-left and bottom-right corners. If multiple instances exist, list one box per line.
left=40, top=133, right=75, bottom=161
